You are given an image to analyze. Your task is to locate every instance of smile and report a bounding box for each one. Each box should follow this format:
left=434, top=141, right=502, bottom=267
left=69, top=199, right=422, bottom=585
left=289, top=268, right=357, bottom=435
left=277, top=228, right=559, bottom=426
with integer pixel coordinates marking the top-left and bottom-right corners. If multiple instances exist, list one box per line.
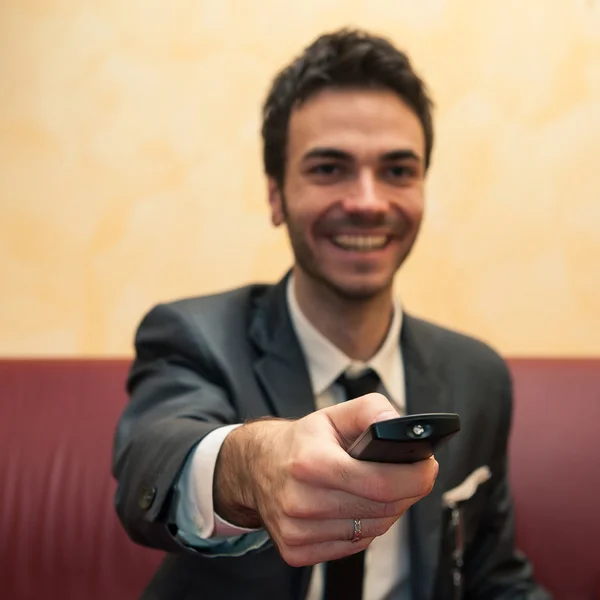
left=331, top=234, right=390, bottom=251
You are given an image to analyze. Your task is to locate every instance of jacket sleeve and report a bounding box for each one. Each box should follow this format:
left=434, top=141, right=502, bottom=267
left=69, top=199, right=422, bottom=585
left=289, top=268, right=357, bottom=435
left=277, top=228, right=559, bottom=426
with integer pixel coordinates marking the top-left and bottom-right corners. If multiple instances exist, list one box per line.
left=111, top=302, right=264, bottom=555
left=463, top=366, right=551, bottom=600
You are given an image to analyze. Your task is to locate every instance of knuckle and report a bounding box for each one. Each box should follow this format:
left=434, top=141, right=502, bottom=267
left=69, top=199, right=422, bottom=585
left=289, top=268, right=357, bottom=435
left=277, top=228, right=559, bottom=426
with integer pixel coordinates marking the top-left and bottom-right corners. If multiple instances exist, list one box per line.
left=281, top=549, right=311, bottom=568
left=278, top=522, right=305, bottom=547
left=284, top=494, right=315, bottom=519
left=280, top=483, right=311, bottom=519
left=281, top=500, right=304, bottom=520
left=279, top=493, right=296, bottom=518
left=288, top=451, right=315, bottom=482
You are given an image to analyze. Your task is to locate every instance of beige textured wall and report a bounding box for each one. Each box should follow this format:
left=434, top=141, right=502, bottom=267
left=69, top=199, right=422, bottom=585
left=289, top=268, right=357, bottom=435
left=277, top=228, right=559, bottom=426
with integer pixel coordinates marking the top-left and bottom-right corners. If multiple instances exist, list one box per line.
left=1, top=0, right=599, bottom=357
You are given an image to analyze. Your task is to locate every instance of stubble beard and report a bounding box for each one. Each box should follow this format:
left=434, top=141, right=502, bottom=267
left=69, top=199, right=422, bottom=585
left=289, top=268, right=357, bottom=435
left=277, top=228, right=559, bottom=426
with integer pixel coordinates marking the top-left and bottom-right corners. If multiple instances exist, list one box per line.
left=287, top=224, right=407, bottom=304
left=281, top=194, right=420, bottom=303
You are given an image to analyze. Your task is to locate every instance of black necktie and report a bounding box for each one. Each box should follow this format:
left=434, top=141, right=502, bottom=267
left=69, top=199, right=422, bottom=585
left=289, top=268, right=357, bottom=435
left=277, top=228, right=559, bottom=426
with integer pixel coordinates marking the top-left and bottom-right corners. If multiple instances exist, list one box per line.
left=323, top=369, right=381, bottom=600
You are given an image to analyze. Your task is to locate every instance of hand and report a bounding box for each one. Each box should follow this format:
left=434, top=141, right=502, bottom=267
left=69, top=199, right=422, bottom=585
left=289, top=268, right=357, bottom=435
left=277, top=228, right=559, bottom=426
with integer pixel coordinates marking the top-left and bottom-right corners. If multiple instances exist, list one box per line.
left=214, top=393, right=438, bottom=567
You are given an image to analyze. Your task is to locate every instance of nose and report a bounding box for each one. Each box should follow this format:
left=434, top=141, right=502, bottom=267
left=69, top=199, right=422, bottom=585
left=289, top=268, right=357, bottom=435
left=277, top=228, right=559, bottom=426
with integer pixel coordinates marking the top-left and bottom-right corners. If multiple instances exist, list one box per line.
left=341, top=170, right=387, bottom=215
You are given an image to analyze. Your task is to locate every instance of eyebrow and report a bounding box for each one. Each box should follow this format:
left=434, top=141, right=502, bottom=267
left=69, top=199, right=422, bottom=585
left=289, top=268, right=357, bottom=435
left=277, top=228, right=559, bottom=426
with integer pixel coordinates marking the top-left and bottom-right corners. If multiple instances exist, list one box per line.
left=301, top=147, right=422, bottom=163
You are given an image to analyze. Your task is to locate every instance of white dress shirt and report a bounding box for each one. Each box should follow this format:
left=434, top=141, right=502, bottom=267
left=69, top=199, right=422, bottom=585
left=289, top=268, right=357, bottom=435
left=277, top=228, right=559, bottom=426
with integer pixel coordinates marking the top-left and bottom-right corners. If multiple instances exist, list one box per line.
left=176, top=277, right=411, bottom=599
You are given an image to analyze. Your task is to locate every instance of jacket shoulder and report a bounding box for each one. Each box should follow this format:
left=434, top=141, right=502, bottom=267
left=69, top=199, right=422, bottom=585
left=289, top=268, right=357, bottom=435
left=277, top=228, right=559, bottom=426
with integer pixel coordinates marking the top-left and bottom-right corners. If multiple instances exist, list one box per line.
left=405, top=314, right=509, bottom=378
left=166, top=282, right=271, bottom=323
left=131, top=282, right=274, bottom=356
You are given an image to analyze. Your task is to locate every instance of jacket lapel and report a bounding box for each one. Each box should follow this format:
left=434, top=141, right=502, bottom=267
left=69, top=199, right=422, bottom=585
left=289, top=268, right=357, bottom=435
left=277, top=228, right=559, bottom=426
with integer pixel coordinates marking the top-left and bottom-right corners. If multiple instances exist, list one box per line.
left=249, top=284, right=450, bottom=598
left=249, top=274, right=316, bottom=420
left=402, top=315, right=450, bottom=600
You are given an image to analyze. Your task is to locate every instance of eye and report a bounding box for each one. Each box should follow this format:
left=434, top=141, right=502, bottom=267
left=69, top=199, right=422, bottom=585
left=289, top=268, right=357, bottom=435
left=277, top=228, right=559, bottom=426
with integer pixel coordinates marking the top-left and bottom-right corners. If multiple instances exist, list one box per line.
left=306, top=163, right=348, bottom=184
left=387, top=165, right=415, bottom=178
left=310, top=163, right=341, bottom=176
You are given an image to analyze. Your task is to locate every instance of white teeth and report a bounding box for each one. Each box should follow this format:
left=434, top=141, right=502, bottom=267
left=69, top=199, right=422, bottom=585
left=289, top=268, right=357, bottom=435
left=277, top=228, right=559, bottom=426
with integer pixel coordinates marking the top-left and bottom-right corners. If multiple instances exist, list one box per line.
left=332, top=234, right=389, bottom=251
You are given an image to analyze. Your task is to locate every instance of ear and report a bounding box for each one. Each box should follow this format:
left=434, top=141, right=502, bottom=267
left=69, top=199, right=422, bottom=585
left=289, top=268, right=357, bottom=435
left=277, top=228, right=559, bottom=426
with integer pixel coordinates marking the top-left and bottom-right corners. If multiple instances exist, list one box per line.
left=267, top=178, right=285, bottom=227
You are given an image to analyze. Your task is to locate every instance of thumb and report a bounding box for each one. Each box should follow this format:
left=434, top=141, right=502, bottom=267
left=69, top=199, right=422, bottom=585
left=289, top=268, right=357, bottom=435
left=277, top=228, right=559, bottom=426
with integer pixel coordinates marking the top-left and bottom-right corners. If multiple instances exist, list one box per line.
left=324, top=393, right=400, bottom=447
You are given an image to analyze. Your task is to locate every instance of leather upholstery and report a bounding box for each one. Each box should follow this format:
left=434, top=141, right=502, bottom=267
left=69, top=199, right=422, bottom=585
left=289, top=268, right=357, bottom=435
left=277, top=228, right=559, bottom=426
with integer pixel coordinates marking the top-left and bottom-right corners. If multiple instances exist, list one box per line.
left=0, top=360, right=162, bottom=600
left=0, top=358, right=598, bottom=599
left=507, top=359, right=600, bottom=600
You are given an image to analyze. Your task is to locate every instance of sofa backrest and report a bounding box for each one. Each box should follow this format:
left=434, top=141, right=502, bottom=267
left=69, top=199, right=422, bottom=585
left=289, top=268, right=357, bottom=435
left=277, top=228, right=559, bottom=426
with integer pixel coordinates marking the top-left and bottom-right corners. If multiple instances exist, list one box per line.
left=0, top=360, right=162, bottom=600
left=1, top=358, right=599, bottom=599
left=507, top=359, right=600, bottom=600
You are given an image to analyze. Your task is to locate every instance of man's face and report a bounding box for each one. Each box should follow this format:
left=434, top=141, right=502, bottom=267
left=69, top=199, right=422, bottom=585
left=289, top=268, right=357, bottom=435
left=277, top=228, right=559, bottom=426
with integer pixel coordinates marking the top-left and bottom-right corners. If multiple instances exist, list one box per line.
left=269, top=88, right=426, bottom=301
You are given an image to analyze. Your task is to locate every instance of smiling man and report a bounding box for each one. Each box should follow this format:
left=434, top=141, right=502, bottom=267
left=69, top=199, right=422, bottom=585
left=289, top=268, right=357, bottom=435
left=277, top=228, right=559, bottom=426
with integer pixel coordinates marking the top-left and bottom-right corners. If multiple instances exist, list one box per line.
left=269, top=85, right=426, bottom=362
left=112, top=29, right=549, bottom=600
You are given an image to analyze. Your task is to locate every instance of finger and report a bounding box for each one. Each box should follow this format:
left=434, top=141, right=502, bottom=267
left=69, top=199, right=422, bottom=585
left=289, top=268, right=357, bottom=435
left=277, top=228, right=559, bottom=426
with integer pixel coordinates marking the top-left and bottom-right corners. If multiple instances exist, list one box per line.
left=279, top=537, right=376, bottom=568
left=281, top=485, right=417, bottom=520
left=295, top=452, right=439, bottom=503
left=323, top=393, right=400, bottom=448
left=277, top=516, right=399, bottom=547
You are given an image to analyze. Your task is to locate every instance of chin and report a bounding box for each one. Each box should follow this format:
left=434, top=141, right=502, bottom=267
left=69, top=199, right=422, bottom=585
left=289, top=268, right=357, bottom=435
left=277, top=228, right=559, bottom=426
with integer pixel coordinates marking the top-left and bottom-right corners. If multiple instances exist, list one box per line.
left=325, top=275, right=393, bottom=302
left=295, top=256, right=397, bottom=302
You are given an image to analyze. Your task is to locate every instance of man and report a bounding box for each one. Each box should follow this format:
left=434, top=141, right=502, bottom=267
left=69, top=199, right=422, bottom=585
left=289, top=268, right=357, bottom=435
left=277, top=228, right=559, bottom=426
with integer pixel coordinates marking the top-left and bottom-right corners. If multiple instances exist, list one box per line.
left=112, top=28, right=549, bottom=600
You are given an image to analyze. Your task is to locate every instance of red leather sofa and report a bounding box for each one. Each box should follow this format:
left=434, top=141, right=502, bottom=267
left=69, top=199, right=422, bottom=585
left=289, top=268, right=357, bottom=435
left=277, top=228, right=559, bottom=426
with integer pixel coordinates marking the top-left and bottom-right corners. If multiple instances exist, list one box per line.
left=1, top=358, right=599, bottom=599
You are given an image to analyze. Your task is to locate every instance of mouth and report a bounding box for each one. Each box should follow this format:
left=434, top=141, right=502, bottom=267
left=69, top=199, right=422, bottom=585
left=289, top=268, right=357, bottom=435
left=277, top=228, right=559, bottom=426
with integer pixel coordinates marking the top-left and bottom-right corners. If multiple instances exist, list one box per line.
left=330, top=234, right=391, bottom=252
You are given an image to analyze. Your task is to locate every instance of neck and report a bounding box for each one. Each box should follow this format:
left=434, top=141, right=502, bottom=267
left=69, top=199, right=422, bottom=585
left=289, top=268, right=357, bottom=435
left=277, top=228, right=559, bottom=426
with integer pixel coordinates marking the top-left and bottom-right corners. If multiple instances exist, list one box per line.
left=293, top=268, right=395, bottom=362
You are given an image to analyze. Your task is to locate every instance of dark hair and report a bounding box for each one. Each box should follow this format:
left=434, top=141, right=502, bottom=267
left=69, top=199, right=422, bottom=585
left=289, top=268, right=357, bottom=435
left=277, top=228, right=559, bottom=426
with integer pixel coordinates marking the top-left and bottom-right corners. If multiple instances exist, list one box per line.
left=261, top=28, right=435, bottom=187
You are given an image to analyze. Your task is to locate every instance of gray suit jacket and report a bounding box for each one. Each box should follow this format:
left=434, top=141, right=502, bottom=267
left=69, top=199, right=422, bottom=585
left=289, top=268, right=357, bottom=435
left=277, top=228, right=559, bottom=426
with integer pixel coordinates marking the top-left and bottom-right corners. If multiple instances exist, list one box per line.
left=112, top=275, right=549, bottom=600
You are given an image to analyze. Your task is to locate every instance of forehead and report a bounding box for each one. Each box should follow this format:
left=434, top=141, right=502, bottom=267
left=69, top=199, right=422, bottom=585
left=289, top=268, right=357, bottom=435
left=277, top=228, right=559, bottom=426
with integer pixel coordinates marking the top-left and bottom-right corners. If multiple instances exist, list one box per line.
left=287, top=88, right=425, bottom=162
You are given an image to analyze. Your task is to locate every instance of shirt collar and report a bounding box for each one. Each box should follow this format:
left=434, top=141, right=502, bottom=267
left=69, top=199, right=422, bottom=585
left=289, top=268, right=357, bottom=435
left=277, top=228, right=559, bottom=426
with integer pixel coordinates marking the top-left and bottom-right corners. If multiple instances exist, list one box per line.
left=286, top=275, right=404, bottom=404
